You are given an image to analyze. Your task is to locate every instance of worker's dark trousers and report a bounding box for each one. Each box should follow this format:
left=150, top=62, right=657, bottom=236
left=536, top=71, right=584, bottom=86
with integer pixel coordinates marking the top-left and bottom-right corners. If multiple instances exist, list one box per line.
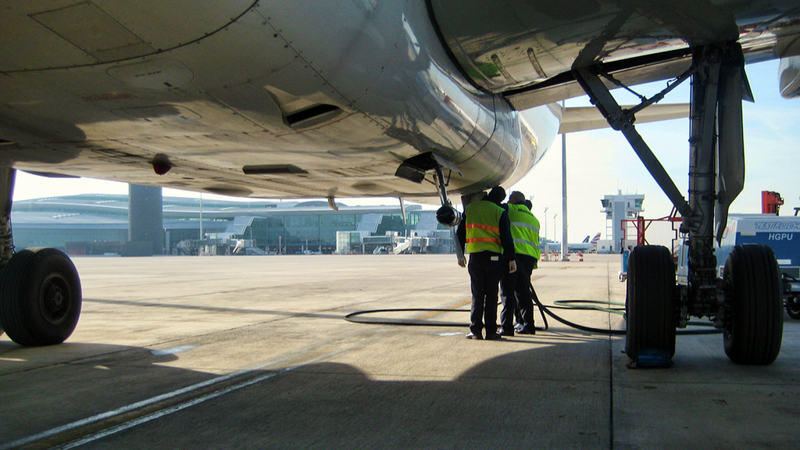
left=468, top=252, right=503, bottom=337
left=500, top=254, right=537, bottom=332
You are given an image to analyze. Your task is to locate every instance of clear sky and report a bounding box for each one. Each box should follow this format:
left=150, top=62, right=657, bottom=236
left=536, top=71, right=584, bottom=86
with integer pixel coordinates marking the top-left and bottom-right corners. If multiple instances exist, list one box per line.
left=12, top=60, right=799, bottom=245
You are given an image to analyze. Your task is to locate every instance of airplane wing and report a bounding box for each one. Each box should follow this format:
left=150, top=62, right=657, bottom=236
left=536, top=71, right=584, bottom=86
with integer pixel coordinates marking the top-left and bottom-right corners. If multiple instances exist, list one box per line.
left=558, top=104, right=689, bottom=134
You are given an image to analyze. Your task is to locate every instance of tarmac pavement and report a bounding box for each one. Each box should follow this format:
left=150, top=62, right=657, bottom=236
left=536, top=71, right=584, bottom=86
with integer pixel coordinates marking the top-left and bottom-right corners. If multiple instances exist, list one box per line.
left=1, top=254, right=799, bottom=449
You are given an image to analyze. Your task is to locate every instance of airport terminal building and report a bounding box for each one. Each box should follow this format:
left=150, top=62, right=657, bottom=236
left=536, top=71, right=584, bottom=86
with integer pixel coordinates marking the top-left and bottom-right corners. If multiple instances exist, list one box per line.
left=11, top=193, right=452, bottom=256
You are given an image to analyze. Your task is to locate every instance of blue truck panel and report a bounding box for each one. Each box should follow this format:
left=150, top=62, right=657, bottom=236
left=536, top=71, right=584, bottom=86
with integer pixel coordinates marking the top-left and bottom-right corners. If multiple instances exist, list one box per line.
left=716, top=214, right=800, bottom=278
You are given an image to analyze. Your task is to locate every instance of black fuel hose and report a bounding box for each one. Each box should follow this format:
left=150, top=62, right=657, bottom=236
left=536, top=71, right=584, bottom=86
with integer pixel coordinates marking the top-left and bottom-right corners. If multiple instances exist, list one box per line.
left=344, top=282, right=721, bottom=335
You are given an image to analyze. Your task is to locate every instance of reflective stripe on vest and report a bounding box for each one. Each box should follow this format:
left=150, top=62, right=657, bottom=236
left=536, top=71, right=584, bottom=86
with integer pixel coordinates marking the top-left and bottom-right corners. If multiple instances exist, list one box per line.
left=508, top=203, right=540, bottom=258
left=466, top=223, right=500, bottom=233
left=465, top=201, right=504, bottom=254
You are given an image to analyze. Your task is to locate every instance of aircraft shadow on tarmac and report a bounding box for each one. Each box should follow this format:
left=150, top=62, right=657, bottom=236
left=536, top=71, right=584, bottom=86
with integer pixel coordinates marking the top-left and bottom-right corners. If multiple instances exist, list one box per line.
left=0, top=340, right=611, bottom=448
left=3, top=333, right=800, bottom=449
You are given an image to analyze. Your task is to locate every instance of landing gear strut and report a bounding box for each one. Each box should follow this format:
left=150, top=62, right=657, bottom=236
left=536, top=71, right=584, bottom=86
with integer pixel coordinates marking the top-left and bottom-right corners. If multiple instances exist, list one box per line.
left=0, top=168, right=83, bottom=346
left=574, top=42, right=782, bottom=365
left=395, top=151, right=468, bottom=259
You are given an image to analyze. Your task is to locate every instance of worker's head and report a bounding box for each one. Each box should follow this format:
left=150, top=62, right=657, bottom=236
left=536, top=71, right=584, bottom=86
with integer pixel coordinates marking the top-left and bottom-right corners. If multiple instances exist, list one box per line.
left=524, top=200, right=532, bottom=210
left=508, top=191, right=525, bottom=204
left=486, top=186, right=506, bottom=205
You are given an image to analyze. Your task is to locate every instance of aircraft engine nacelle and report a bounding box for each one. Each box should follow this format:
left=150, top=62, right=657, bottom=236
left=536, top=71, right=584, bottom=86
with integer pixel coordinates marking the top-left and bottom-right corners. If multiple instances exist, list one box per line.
left=436, top=205, right=462, bottom=227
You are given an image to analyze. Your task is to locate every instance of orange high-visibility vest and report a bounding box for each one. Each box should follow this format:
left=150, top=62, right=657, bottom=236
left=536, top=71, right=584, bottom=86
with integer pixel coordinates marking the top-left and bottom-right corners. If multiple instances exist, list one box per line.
left=465, top=200, right=504, bottom=254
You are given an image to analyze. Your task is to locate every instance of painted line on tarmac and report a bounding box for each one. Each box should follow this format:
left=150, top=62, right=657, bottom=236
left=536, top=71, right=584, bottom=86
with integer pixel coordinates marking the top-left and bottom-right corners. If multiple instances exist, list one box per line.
left=1, top=340, right=376, bottom=450
left=55, top=371, right=280, bottom=450
left=150, top=345, right=197, bottom=356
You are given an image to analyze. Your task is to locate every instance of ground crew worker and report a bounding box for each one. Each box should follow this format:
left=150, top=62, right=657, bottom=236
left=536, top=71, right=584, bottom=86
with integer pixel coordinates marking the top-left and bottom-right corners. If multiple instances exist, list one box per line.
left=456, top=187, right=516, bottom=340
left=499, top=191, right=540, bottom=335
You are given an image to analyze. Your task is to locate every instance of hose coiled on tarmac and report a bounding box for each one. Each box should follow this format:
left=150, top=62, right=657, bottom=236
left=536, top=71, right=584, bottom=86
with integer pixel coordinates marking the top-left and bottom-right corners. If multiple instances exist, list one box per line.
left=345, top=282, right=720, bottom=335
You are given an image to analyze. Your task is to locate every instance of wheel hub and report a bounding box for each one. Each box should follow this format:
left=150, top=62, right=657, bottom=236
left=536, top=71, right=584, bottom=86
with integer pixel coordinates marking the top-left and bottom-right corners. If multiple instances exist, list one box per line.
left=40, top=274, right=71, bottom=325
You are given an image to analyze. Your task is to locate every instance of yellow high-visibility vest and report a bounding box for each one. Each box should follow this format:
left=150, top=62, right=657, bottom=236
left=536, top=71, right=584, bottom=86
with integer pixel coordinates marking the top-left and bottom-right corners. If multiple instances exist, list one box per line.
left=508, top=203, right=540, bottom=259
left=465, top=200, right=504, bottom=254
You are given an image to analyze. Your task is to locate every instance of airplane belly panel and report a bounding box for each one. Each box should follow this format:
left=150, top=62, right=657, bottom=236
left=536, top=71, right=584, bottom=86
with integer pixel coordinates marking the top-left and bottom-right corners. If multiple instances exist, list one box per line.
left=0, top=0, right=553, bottom=202
left=0, top=1, right=259, bottom=71
left=259, top=1, right=497, bottom=162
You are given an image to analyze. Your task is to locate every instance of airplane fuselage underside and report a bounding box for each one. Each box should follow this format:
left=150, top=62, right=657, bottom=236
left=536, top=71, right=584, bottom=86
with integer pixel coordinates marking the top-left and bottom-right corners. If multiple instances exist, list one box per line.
left=0, top=0, right=557, bottom=201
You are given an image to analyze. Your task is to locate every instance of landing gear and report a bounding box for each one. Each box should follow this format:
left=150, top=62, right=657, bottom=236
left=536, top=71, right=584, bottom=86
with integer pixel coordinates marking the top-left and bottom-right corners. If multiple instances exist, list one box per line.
left=0, top=168, right=83, bottom=346
left=574, top=41, right=782, bottom=365
left=395, top=151, right=468, bottom=257
left=0, top=248, right=82, bottom=346
left=625, top=246, right=676, bottom=362
left=722, top=245, right=782, bottom=365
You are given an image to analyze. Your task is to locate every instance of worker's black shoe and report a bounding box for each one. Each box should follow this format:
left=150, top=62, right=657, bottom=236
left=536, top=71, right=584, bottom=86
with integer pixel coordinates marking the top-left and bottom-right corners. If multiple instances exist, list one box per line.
left=517, top=326, right=536, bottom=335
left=497, top=329, right=514, bottom=337
left=485, top=333, right=503, bottom=341
left=466, top=333, right=483, bottom=340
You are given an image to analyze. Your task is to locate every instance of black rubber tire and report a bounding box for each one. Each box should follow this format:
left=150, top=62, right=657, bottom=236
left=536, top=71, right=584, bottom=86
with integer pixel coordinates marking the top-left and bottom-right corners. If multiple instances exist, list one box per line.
left=723, top=245, right=782, bottom=365
left=0, top=248, right=82, bottom=346
left=625, top=245, right=676, bottom=361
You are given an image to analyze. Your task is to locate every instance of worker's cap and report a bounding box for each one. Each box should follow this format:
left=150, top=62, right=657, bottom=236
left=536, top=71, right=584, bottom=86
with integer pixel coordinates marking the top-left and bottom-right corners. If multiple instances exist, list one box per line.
left=486, top=186, right=506, bottom=204
left=509, top=191, right=525, bottom=204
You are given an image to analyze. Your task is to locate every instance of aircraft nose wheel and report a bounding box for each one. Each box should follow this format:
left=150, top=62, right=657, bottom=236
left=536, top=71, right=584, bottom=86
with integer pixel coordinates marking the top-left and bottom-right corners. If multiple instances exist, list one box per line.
left=0, top=248, right=82, bottom=346
left=722, top=244, right=783, bottom=365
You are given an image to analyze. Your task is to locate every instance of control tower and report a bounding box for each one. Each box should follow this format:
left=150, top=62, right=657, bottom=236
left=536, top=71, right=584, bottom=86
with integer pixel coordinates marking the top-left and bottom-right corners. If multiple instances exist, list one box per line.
left=601, top=192, right=644, bottom=253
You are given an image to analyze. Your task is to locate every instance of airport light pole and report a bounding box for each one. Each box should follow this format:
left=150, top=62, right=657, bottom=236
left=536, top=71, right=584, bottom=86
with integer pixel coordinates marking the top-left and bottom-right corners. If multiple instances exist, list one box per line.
left=561, top=111, right=568, bottom=258
left=543, top=206, right=549, bottom=242
left=199, top=193, right=203, bottom=241
left=553, top=213, right=558, bottom=247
